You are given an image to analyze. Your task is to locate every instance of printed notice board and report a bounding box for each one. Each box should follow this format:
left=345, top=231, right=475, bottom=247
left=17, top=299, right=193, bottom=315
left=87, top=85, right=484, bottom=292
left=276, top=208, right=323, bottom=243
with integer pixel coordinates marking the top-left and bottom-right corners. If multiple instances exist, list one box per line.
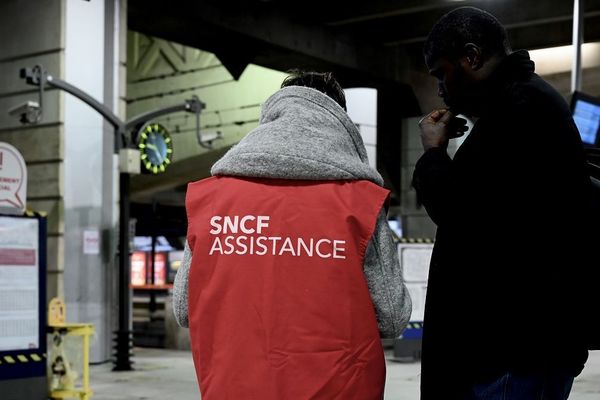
left=0, top=214, right=47, bottom=381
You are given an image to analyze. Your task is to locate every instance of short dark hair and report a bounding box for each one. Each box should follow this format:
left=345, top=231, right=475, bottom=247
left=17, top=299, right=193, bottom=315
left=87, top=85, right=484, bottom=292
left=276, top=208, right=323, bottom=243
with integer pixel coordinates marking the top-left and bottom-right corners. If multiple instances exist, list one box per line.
left=424, top=7, right=511, bottom=66
left=281, top=70, right=347, bottom=110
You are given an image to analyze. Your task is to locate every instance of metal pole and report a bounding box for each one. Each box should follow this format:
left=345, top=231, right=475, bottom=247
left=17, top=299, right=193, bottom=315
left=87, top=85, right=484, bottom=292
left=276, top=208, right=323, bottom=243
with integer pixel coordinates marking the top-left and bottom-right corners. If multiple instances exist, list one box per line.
left=125, top=97, right=205, bottom=144
left=572, top=0, right=584, bottom=93
left=114, top=171, right=133, bottom=371
left=45, top=75, right=124, bottom=133
left=149, top=234, right=157, bottom=313
left=150, top=234, right=157, bottom=286
left=125, top=102, right=197, bottom=131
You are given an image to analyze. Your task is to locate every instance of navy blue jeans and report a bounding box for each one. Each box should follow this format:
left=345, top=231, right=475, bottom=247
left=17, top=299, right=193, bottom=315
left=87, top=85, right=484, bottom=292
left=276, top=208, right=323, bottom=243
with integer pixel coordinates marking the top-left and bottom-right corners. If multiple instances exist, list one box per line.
left=466, top=371, right=575, bottom=400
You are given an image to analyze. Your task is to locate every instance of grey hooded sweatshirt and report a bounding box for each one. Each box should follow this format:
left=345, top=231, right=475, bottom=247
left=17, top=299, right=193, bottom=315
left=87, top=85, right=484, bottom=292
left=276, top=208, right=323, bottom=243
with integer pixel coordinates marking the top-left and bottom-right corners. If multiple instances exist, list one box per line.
left=173, top=86, right=411, bottom=338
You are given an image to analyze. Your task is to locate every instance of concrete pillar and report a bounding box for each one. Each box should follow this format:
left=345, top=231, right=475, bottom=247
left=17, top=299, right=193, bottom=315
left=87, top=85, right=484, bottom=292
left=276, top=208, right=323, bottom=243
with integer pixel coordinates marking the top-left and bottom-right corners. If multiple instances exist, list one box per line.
left=399, top=117, right=437, bottom=239
left=104, top=0, right=128, bottom=364
left=0, top=0, right=66, bottom=302
left=0, top=0, right=126, bottom=364
left=62, top=0, right=126, bottom=363
left=345, top=88, right=378, bottom=170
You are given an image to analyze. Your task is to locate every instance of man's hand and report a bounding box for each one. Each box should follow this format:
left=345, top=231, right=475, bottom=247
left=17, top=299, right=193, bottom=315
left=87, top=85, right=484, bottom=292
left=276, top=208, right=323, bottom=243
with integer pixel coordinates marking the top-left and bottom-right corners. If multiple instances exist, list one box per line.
left=418, top=109, right=467, bottom=151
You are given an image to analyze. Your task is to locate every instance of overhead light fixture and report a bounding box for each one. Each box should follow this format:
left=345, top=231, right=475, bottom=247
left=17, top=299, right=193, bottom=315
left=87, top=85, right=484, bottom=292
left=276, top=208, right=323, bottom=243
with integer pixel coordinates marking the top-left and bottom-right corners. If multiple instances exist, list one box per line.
left=529, top=42, right=600, bottom=76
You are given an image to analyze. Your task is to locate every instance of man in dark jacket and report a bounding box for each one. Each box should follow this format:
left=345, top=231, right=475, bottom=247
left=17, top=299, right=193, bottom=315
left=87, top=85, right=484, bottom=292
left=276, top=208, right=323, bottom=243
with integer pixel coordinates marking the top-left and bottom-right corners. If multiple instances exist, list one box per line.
left=413, top=7, right=593, bottom=400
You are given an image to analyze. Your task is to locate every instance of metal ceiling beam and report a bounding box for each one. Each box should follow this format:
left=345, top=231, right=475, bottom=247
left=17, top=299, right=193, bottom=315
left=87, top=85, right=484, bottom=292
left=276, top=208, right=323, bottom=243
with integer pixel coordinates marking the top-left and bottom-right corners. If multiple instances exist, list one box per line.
left=507, top=13, right=600, bottom=51
left=324, top=0, right=484, bottom=27
left=128, top=0, right=403, bottom=83
left=383, top=11, right=600, bottom=48
left=331, top=0, right=600, bottom=48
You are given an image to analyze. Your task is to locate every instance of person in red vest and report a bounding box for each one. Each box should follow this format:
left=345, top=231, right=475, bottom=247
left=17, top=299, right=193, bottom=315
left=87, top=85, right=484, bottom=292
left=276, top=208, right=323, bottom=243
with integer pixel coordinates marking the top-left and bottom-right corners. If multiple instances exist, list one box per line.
left=173, top=71, right=412, bottom=399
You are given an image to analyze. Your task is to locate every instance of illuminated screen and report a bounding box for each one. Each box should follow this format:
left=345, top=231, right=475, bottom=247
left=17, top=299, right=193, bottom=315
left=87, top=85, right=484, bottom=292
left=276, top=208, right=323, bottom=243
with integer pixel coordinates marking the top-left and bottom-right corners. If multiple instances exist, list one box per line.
left=573, top=99, right=600, bottom=145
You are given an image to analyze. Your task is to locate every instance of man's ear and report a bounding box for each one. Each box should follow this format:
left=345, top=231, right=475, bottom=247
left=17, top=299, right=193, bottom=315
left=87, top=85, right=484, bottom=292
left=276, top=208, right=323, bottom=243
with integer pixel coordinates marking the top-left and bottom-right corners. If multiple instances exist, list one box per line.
left=462, top=43, right=483, bottom=71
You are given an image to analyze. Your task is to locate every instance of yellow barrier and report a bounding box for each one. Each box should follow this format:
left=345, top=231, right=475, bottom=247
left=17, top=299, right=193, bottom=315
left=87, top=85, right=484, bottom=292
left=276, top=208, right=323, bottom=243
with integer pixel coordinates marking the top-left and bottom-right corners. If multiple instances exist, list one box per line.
left=48, top=298, right=95, bottom=400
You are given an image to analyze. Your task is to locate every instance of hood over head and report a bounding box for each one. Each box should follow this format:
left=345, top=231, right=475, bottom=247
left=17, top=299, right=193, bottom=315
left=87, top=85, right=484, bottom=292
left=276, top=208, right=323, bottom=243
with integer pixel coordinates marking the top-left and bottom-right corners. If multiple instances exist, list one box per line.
left=211, top=86, right=383, bottom=186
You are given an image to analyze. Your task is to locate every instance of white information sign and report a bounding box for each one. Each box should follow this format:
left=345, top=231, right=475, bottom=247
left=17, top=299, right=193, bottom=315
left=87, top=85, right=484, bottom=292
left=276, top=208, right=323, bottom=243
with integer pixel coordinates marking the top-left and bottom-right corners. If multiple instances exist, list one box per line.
left=400, top=246, right=433, bottom=282
left=399, top=243, right=433, bottom=322
left=0, top=142, right=27, bottom=215
left=83, top=229, right=100, bottom=255
left=406, top=283, right=428, bottom=322
left=0, top=217, right=39, bottom=351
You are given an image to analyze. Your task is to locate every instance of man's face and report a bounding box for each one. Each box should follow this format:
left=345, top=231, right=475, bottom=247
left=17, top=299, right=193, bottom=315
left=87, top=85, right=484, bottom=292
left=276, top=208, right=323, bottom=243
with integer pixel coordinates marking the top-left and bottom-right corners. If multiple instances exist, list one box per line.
left=427, top=57, right=473, bottom=115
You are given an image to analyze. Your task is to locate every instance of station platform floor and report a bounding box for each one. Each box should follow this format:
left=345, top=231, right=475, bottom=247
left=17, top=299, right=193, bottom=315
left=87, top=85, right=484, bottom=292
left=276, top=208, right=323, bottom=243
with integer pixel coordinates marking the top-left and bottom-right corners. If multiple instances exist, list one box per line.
left=90, top=348, right=600, bottom=399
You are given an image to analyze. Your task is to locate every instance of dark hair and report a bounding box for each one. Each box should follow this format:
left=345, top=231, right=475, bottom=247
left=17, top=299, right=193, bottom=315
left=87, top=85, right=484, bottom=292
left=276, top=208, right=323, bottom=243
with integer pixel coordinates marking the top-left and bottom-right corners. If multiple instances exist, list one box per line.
left=423, top=7, right=511, bottom=66
left=281, top=70, right=347, bottom=110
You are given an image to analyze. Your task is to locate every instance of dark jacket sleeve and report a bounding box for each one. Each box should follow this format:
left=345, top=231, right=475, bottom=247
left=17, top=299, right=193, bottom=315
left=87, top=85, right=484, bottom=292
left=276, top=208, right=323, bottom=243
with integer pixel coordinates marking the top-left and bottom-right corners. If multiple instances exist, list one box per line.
left=412, top=147, right=454, bottom=226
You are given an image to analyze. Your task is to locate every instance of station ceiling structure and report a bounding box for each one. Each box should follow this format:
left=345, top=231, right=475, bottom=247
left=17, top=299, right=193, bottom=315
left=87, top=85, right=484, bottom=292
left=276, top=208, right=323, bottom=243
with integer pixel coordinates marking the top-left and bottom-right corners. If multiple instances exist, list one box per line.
left=127, top=0, right=600, bottom=236
left=129, top=0, right=600, bottom=87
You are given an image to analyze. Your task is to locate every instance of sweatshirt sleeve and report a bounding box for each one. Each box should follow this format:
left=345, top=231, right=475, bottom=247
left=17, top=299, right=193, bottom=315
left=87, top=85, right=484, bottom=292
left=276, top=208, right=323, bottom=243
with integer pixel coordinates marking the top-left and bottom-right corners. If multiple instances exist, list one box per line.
left=172, top=241, right=192, bottom=328
left=363, top=209, right=412, bottom=338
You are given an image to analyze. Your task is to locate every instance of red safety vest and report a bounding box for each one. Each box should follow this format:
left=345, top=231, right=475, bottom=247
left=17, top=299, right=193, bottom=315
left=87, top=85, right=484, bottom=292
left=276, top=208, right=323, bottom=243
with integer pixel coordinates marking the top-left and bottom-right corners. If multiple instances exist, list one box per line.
left=186, top=176, right=389, bottom=400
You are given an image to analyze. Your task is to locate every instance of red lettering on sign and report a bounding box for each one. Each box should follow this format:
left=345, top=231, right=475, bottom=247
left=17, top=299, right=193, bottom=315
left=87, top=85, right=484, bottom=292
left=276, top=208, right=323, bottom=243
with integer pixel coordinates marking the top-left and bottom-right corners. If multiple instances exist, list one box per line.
left=0, top=249, right=36, bottom=266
